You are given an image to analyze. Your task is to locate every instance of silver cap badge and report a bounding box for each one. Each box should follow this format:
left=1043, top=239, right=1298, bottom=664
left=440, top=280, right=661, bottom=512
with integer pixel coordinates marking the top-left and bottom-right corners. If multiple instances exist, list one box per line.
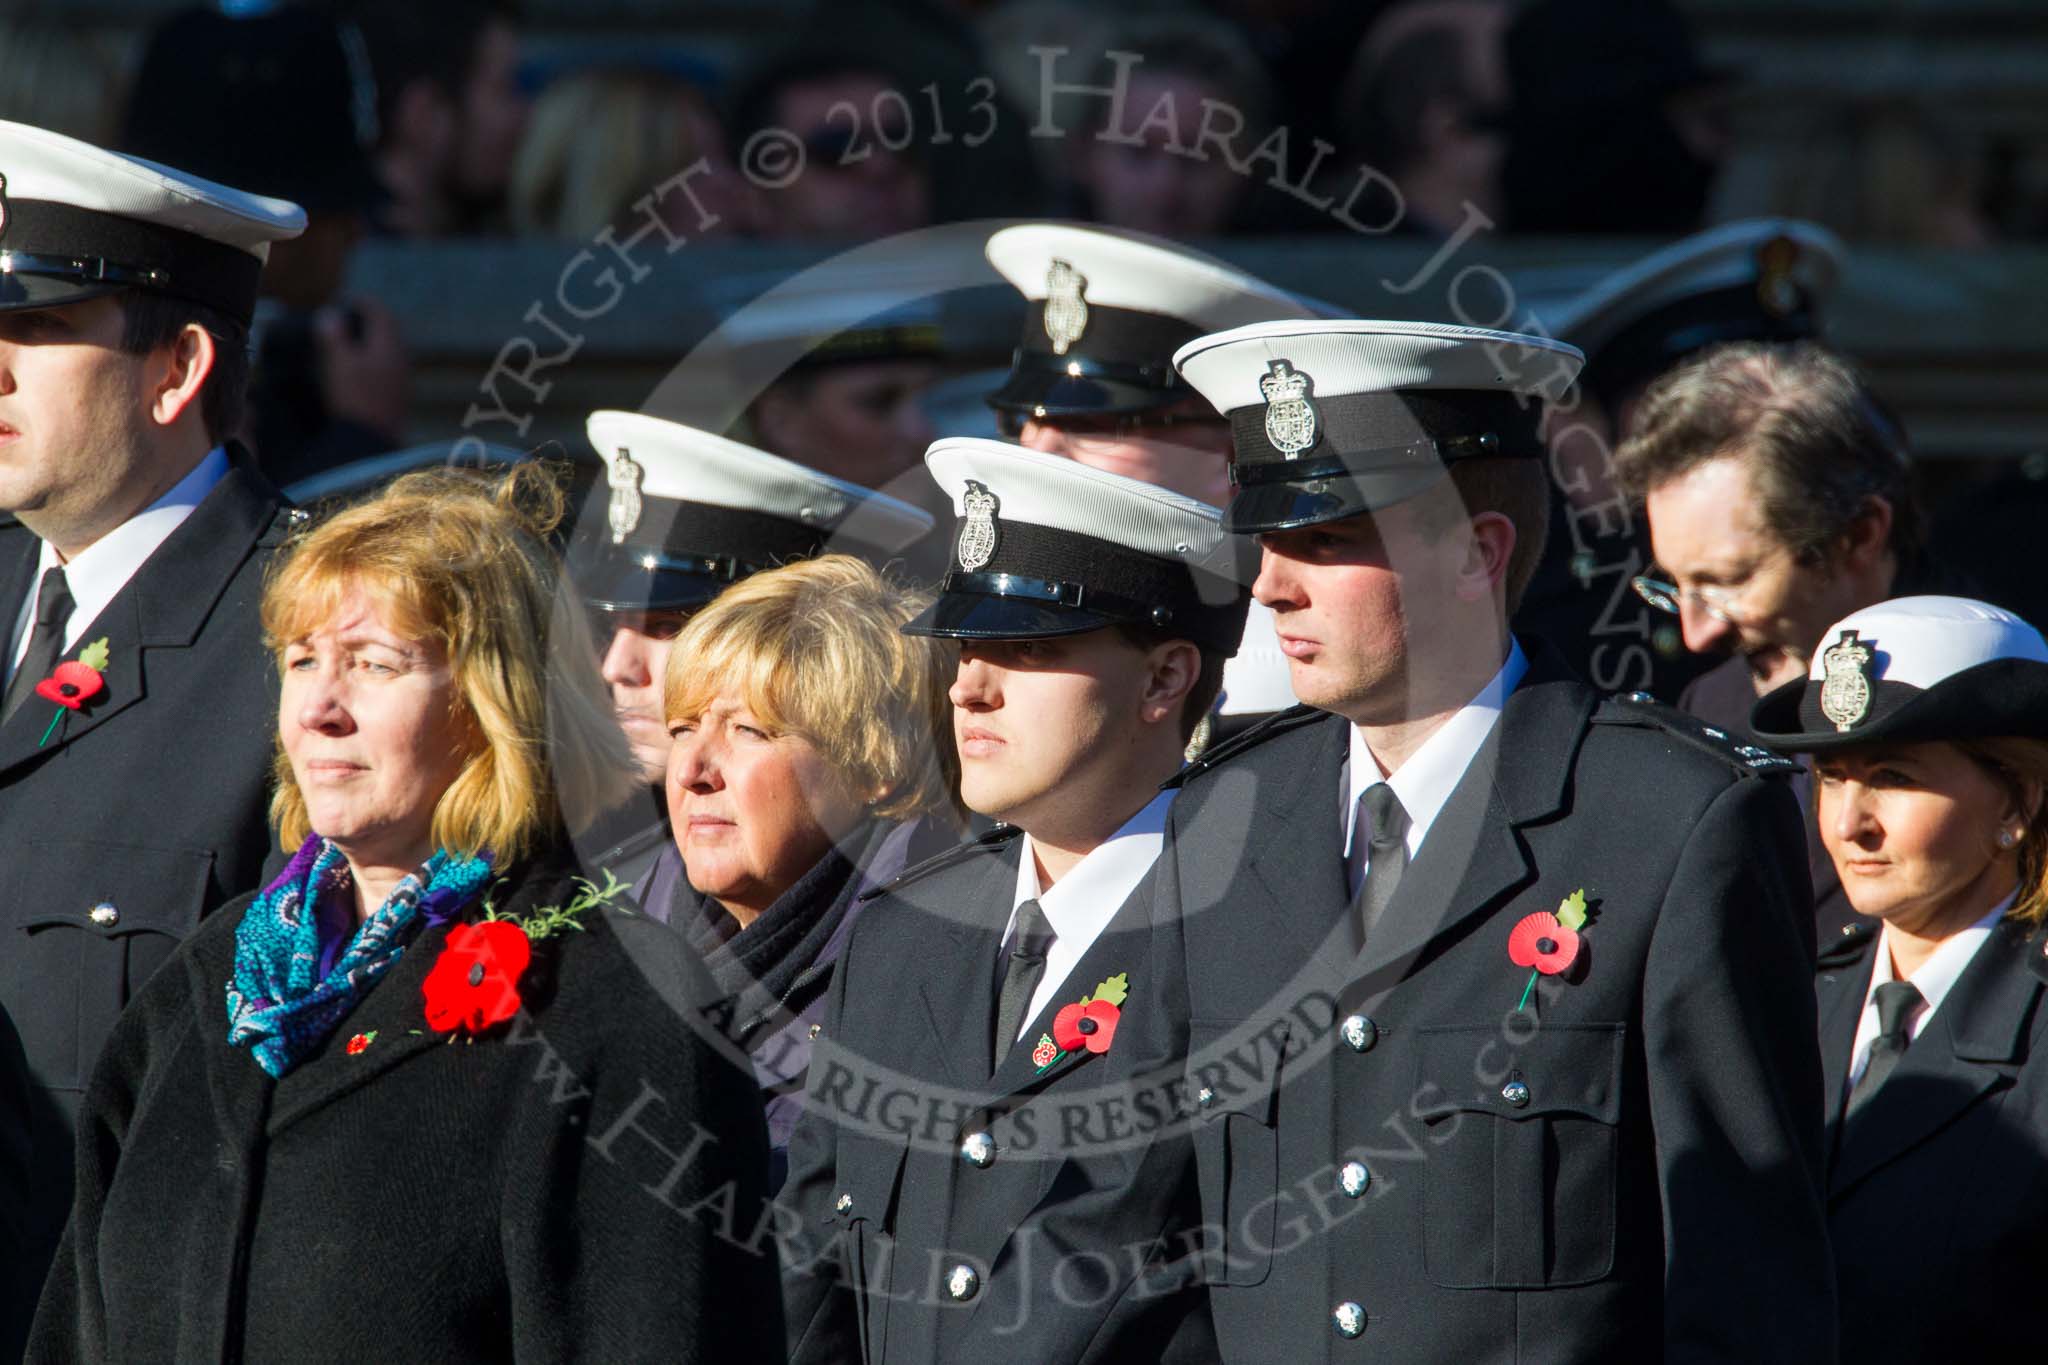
left=607, top=448, right=644, bottom=545
left=1819, top=629, right=1875, bottom=732
left=1260, top=360, right=1318, bottom=458
left=1043, top=259, right=1089, bottom=356
left=957, top=480, right=1000, bottom=572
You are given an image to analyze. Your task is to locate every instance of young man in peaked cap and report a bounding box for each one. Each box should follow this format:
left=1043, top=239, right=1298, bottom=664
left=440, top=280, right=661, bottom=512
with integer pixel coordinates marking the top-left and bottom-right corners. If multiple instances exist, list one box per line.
left=986, top=222, right=1327, bottom=740
left=575, top=410, right=933, bottom=899
left=0, top=119, right=305, bottom=1347
left=1159, top=319, right=1836, bottom=1361
left=778, top=438, right=1248, bottom=1363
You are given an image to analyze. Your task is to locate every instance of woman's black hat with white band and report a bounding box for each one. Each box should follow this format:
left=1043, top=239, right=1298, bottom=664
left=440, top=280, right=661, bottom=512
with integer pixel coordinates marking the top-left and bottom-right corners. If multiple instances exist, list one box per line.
left=1173, top=320, right=1585, bottom=534
left=904, top=438, right=1251, bottom=656
left=1750, top=595, right=2048, bottom=752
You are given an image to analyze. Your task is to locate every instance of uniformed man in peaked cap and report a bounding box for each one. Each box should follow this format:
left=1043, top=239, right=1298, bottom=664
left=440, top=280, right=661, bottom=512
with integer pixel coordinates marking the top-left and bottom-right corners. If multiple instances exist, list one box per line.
left=1158, top=319, right=1836, bottom=1361
left=0, top=119, right=305, bottom=1346
left=779, top=438, right=1248, bottom=1363
left=985, top=221, right=1327, bottom=741
left=574, top=410, right=933, bottom=900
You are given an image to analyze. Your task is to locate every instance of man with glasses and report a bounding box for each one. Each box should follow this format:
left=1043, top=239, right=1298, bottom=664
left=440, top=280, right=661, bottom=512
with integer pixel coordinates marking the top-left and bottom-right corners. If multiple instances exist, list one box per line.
left=1614, top=339, right=1924, bottom=938
left=983, top=222, right=1326, bottom=739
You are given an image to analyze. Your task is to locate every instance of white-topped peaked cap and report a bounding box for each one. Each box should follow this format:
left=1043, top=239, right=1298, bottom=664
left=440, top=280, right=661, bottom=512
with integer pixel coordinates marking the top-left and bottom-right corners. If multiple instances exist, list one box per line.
left=1542, top=218, right=1843, bottom=405
left=904, top=438, right=1251, bottom=654
left=579, top=410, right=934, bottom=611
left=985, top=222, right=1328, bottom=419
left=0, top=118, right=305, bottom=323
left=1174, top=319, right=1583, bottom=533
left=1751, top=596, right=2048, bottom=751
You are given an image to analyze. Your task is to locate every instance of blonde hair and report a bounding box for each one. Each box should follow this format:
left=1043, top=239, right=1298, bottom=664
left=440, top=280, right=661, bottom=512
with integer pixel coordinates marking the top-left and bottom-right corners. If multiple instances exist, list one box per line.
left=662, top=555, right=962, bottom=828
left=1956, top=736, right=2048, bottom=926
left=510, top=68, right=718, bottom=239
left=263, top=464, right=637, bottom=861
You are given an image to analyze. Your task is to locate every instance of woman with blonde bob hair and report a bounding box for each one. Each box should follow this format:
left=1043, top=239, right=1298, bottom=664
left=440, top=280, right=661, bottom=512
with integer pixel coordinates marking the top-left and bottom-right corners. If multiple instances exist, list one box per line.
left=1750, top=595, right=2048, bottom=1365
left=33, top=467, right=784, bottom=1363
left=655, top=554, right=963, bottom=1187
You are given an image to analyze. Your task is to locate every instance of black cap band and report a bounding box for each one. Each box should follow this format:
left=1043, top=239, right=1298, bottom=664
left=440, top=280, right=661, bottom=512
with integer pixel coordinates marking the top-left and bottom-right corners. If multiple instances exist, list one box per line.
left=987, top=301, right=1201, bottom=416
left=575, top=496, right=829, bottom=611
left=0, top=197, right=264, bottom=323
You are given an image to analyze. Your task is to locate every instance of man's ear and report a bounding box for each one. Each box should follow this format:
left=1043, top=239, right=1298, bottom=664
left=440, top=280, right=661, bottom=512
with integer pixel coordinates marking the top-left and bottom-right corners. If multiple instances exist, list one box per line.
left=1138, top=639, right=1202, bottom=729
left=1836, top=494, right=1895, bottom=574
left=1455, top=510, right=1517, bottom=602
left=148, top=322, right=217, bottom=430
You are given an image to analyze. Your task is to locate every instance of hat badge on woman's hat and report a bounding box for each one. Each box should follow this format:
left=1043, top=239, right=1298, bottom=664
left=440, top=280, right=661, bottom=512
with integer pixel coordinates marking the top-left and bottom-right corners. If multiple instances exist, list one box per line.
left=1818, top=630, right=1875, bottom=731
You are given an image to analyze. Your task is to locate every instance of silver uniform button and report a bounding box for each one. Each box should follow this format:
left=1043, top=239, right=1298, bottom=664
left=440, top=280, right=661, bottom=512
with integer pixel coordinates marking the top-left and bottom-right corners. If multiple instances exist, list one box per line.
left=1333, top=1302, right=1366, bottom=1338
left=960, top=1132, right=996, bottom=1168
left=1501, top=1079, right=1531, bottom=1108
left=834, top=1193, right=853, bottom=1214
left=1340, top=1014, right=1377, bottom=1052
left=946, top=1264, right=980, bottom=1301
left=1339, top=1161, right=1370, bottom=1198
left=89, top=902, right=119, bottom=927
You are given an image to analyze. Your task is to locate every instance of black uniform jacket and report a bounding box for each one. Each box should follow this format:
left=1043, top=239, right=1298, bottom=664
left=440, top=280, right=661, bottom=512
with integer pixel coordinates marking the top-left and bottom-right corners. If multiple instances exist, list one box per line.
left=1162, top=643, right=1837, bottom=1363
left=0, top=450, right=291, bottom=1328
left=29, top=853, right=784, bottom=1364
left=1816, top=916, right=2048, bottom=1365
left=779, top=828, right=1211, bottom=1364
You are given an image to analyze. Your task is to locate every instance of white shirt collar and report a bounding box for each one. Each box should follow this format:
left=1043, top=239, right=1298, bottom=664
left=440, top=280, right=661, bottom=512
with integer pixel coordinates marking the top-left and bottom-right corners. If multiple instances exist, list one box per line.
left=1847, top=893, right=2013, bottom=1087
left=1344, top=637, right=1528, bottom=861
left=999, top=789, right=1174, bottom=1041
left=9, top=448, right=229, bottom=670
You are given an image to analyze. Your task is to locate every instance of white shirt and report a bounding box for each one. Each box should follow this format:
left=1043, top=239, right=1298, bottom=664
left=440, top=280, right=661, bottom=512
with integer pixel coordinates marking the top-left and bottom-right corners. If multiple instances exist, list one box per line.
left=1001, top=790, right=1174, bottom=1041
left=1845, top=893, right=2012, bottom=1090
left=1343, top=638, right=1528, bottom=890
left=6, top=448, right=229, bottom=677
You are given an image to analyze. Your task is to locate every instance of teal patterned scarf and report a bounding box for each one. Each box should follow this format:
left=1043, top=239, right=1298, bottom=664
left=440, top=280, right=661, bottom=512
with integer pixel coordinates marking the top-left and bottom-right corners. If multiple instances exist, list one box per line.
left=225, top=835, right=494, bottom=1078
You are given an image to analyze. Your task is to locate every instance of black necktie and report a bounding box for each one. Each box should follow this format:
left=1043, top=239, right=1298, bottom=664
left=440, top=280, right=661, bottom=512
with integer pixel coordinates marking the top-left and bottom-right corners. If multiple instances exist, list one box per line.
left=1845, top=980, right=1923, bottom=1119
left=4, top=566, right=74, bottom=723
left=1352, top=782, right=1410, bottom=952
left=993, top=897, right=1055, bottom=1068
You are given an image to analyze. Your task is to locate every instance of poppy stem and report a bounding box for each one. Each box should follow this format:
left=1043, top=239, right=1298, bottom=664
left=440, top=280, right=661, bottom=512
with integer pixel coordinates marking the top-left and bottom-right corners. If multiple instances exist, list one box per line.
left=1515, top=969, right=1539, bottom=1013
left=37, top=708, right=63, bottom=748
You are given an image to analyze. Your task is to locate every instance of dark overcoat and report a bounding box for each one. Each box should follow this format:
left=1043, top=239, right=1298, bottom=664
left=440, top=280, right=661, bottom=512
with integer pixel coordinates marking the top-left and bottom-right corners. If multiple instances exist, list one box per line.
left=779, top=829, right=1211, bottom=1364
left=1816, top=916, right=2048, bottom=1365
left=1162, top=645, right=1838, bottom=1362
left=28, top=855, right=784, bottom=1363
left=0, top=451, right=291, bottom=1333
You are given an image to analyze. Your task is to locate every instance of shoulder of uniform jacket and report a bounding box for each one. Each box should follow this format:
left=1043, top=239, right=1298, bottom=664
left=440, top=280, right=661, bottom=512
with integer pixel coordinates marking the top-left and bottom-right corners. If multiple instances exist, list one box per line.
left=1816, top=919, right=1878, bottom=973
left=1590, top=690, right=1802, bottom=779
left=1165, top=704, right=1331, bottom=789
left=859, top=822, right=1023, bottom=900
left=260, top=502, right=312, bottom=548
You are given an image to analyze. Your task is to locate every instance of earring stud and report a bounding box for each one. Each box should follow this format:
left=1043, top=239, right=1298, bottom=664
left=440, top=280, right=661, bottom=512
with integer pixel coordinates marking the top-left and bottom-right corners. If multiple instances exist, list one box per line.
left=1998, top=829, right=2019, bottom=849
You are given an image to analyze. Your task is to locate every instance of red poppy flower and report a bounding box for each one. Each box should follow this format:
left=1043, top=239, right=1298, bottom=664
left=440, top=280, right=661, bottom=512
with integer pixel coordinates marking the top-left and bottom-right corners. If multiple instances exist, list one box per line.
left=35, top=661, right=104, bottom=710
left=1052, top=998, right=1121, bottom=1054
left=346, top=1032, right=374, bottom=1055
left=1031, top=1036, right=1060, bottom=1069
left=1508, top=911, right=1580, bottom=975
left=423, top=921, right=531, bottom=1034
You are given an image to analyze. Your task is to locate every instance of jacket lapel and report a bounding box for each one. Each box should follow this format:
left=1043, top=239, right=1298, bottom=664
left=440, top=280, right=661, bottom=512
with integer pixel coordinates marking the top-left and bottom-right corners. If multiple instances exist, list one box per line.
left=1351, top=648, right=1591, bottom=1003
left=1830, top=919, right=2045, bottom=1197
left=1816, top=951, right=1873, bottom=1152
left=1239, top=713, right=1354, bottom=986
left=906, top=846, right=1016, bottom=1090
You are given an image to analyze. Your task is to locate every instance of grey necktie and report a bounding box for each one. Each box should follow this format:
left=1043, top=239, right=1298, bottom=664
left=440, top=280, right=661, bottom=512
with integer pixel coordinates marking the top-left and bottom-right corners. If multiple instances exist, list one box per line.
left=993, top=897, right=1056, bottom=1068
left=1845, top=980, right=1923, bottom=1120
left=1351, top=783, right=1410, bottom=952
left=4, top=567, right=74, bottom=723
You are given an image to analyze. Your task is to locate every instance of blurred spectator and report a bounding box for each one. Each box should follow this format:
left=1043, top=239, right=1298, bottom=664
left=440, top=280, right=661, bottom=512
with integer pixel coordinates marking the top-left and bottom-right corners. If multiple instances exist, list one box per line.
left=1774, top=99, right=1997, bottom=248
left=1334, top=0, right=1510, bottom=237
left=510, top=66, right=754, bottom=240
left=1067, top=14, right=1273, bottom=239
left=1499, top=0, right=1733, bottom=234
left=120, top=4, right=410, bottom=488
left=339, top=0, right=529, bottom=237
left=0, top=16, right=129, bottom=145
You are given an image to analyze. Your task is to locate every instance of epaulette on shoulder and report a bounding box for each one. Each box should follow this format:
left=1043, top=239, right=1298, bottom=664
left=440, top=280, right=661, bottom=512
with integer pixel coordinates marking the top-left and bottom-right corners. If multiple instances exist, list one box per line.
left=260, top=503, right=312, bottom=548
left=1166, top=704, right=1328, bottom=788
left=1591, top=690, right=1803, bottom=778
left=1817, top=920, right=1877, bottom=973
left=860, top=822, right=1023, bottom=901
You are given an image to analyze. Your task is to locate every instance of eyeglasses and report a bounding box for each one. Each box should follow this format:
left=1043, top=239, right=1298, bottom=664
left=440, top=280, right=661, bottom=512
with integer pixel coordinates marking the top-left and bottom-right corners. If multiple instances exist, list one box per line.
left=1629, top=574, right=1752, bottom=625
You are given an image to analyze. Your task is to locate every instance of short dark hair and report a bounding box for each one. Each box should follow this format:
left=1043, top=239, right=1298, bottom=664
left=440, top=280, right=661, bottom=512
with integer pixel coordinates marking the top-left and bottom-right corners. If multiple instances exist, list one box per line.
left=117, top=291, right=250, bottom=447
left=338, top=0, right=520, bottom=143
left=1614, top=341, right=1920, bottom=564
left=1405, top=455, right=1552, bottom=613
left=1113, top=622, right=1229, bottom=745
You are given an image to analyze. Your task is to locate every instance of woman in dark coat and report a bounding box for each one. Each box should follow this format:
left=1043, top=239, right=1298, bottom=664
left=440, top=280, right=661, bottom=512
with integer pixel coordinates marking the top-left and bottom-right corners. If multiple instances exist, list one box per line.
left=1752, top=595, right=2048, bottom=1365
left=655, top=555, right=962, bottom=1190
left=30, top=468, right=783, bottom=1362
